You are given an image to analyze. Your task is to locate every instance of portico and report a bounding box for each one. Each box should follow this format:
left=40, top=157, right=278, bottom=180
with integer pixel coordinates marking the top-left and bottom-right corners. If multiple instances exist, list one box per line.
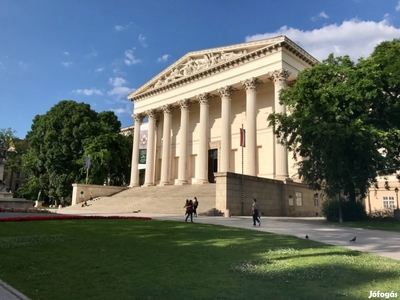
left=128, top=36, right=318, bottom=187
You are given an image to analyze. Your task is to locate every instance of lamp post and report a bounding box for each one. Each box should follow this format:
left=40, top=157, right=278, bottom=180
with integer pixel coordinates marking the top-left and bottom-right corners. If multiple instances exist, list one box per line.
left=394, top=187, right=400, bottom=221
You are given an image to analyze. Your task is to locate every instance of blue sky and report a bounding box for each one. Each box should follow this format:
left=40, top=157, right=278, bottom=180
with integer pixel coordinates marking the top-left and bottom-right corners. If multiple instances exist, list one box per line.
left=1, top=0, right=400, bottom=139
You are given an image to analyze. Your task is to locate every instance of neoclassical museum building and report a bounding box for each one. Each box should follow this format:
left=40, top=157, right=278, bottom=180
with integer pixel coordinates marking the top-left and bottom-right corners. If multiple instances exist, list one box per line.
left=127, top=36, right=322, bottom=216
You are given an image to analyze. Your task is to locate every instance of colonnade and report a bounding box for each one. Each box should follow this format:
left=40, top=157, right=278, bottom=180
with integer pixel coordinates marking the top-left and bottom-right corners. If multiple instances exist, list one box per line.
left=129, top=69, right=291, bottom=187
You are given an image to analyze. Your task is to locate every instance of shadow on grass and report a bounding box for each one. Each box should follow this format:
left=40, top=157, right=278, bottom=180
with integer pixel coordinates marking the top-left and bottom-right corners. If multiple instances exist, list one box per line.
left=0, top=219, right=399, bottom=300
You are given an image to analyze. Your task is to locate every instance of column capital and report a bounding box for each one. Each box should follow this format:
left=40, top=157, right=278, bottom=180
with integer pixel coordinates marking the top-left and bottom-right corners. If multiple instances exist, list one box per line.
left=270, top=68, right=290, bottom=83
left=133, top=113, right=143, bottom=124
left=161, top=104, right=173, bottom=115
left=218, top=85, right=234, bottom=98
left=179, top=99, right=191, bottom=110
left=197, top=93, right=211, bottom=105
left=242, top=77, right=261, bottom=92
left=145, top=109, right=158, bottom=119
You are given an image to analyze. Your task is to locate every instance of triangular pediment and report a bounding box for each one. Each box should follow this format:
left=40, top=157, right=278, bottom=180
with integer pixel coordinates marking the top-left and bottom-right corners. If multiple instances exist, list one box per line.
left=128, top=36, right=317, bottom=100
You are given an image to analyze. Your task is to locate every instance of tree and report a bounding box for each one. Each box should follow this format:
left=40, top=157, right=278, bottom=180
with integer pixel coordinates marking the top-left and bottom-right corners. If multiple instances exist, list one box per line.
left=268, top=54, right=391, bottom=202
left=22, top=100, right=132, bottom=202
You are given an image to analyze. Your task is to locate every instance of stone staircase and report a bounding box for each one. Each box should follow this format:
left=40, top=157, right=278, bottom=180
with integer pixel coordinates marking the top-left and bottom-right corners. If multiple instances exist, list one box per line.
left=63, top=184, right=218, bottom=215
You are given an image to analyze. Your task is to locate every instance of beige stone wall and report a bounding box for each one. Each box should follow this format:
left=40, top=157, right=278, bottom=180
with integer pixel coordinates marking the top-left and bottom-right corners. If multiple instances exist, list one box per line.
left=215, top=172, right=322, bottom=217
left=366, top=177, right=400, bottom=213
left=71, top=184, right=127, bottom=205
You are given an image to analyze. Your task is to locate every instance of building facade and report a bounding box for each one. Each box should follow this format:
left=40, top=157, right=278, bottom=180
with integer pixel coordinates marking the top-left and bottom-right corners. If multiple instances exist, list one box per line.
left=128, top=36, right=318, bottom=189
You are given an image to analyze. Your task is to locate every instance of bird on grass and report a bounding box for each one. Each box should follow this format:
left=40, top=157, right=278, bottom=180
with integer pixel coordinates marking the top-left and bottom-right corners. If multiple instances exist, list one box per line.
left=350, top=236, right=356, bottom=242
left=305, top=235, right=309, bottom=239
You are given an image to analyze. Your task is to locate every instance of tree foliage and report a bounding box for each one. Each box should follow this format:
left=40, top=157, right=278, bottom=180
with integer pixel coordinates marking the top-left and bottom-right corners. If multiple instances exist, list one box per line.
left=21, top=100, right=132, bottom=201
left=268, top=44, right=400, bottom=202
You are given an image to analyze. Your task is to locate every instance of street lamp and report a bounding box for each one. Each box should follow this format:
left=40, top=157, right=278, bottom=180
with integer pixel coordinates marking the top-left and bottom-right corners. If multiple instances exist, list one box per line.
left=0, top=146, right=6, bottom=164
left=395, top=187, right=399, bottom=210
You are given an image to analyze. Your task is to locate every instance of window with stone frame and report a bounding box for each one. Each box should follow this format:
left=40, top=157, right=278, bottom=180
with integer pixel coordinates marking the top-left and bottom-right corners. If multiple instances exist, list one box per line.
left=296, top=192, right=302, bottom=206
left=382, top=196, right=396, bottom=209
left=288, top=195, right=294, bottom=206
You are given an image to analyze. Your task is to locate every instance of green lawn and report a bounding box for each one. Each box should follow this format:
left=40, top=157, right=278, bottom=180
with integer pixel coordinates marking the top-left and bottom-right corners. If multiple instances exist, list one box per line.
left=1, top=219, right=399, bottom=300
left=334, top=220, right=400, bottom=232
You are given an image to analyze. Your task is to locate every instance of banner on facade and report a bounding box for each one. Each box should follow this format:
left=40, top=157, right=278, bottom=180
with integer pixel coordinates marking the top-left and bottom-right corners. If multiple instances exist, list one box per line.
left=138, top=123, right=148, bottom=169
left=240, top=128, right=246, bottom=147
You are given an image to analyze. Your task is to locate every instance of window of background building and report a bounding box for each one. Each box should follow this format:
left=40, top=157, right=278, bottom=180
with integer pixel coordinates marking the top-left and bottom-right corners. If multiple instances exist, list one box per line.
left=288, top=195, right=293, bottom=206
left=382, top=196, right=396, bottom=209
left=296, top=192, right=302, bottom=206
left=314, top=193, right=319, bottom=206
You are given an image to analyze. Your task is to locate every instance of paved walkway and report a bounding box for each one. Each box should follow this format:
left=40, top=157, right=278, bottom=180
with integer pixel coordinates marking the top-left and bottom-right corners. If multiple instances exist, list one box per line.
left=1, top=210, right=400, bottom=299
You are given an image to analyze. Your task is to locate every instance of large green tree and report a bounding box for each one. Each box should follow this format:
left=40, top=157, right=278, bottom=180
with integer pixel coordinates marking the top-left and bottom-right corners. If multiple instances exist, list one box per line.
left=22, top=100, right=132, bottom=201
left=268, top=53, right=392, bottom=202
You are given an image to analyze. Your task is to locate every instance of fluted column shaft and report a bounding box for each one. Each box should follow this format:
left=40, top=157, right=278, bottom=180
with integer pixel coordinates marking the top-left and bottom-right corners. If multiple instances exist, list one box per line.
left=196, top=93, right=211, bottom=184
left=242, top=78, right=260, bottom=176
left=271, top=69, right=290, bottom=180
left=219, top=86, right=233, bottom=172
left=143, top=109, right=157, bottom=186
left=130, top=114, right=142, bottom=187
left=177, top=99, right=190, bottom=184
left=159, top=105, right=173, bottom=185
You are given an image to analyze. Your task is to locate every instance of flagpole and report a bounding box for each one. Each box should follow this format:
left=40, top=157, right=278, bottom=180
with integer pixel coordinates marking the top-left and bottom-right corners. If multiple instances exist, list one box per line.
left=241, top=124, right=244, bottom=216
left=86, top=166, right=89, bottom=185
left=85, top=155, right=90, bottom=185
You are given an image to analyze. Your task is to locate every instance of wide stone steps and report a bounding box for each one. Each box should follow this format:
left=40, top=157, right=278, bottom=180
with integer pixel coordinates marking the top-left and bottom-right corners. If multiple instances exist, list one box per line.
left=64, top=184, right=218, bottom=215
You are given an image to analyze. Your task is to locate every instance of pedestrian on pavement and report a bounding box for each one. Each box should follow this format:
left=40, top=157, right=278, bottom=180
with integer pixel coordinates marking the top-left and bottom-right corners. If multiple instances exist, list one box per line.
left=185, top=199, right=194, bottom=223
left=183, top=199, right=189, bottom=216
left=193, top=196, right=199, bottom=217
left=252, top=198, right=261, bottom=226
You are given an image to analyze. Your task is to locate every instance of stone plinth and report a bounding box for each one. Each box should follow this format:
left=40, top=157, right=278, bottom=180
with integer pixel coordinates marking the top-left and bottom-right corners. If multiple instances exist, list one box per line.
left=394, top=209, right=400, bottom=221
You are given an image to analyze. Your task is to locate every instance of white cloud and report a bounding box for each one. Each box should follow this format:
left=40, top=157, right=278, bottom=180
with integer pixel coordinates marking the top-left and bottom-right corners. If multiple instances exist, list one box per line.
left=108, top=77, right=134, bottom=98
left=86, top=48, right=97, bottom=59
left=62, top=62, right=72, bottom=68
left=157, top=54, right=170, bottom=63
left=115, top=25, right=124, bottom=31
left=63, top=51, right=69, bottom=55
left=72, top=89, right=103, bottom=96
left=19, top=61, right=27, bottom=69
left=396, top=1, right=400, bottom=11
left=94, top=67, right=104, bottom=73
left=311, top=11, right=329, bottom=21
left=124, top=49, right=141, bottom=65
left=138, top=34, right=148, bottom=47
left=110, top=104, right=132, bottom=115
left=245, top=18, right=400, bottom=61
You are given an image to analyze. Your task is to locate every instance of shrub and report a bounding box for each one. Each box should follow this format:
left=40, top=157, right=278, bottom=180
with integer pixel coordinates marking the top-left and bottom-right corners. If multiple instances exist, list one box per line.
left=322, top=199, right=367, bottom=222
left=368, top=209, right=394, bottom=220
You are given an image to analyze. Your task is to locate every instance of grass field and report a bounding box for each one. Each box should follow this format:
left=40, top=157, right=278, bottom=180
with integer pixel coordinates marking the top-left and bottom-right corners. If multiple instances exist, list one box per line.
left=0, top=219, right=399, bottom=300
left=336, top=219, right=400, bottom=232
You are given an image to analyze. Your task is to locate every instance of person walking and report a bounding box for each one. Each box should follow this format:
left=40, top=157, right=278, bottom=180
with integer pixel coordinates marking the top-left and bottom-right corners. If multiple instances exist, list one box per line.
left=252, top=198, right=261, bottom=226
left=193, top=197, right=199, bottom=217
left=185, top=200, right=194, bottom=223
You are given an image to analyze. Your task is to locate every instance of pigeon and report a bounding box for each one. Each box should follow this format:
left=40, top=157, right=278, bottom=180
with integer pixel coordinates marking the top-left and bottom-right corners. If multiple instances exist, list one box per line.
left=350, top=236, right=356, bottom=242
left=305, top=235, right=309, bottom=239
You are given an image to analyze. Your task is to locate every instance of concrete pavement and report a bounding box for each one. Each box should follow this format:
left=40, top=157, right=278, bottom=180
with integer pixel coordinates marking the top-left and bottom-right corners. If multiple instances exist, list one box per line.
left=1, top=210, right=400, bottom=299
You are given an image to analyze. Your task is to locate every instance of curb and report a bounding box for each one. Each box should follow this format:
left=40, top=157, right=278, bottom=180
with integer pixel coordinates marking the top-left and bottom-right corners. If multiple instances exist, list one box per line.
left=0, top=279, right=30, bottom=300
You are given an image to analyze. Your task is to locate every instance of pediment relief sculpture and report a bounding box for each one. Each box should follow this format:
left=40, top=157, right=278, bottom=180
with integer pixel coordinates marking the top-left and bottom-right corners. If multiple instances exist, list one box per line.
left=151, top=49, right=248, bottom=89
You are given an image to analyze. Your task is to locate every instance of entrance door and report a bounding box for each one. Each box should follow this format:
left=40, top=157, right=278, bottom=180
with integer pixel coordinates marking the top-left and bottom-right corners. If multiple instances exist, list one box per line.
left=208, top=149, right=218, bottom=183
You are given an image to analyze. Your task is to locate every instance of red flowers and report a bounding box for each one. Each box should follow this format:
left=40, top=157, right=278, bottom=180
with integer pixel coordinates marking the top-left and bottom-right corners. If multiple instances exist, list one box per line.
left=0, top=215, right=152, bottom=222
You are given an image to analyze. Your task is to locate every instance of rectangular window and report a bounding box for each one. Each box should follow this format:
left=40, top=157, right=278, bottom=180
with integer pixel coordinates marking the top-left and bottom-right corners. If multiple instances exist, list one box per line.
left=288, top=196, right=293, bottom=206
left=382, top=196, right=396, bottom=209
left=314, top=196, right=319, bottom=207
left=296, top=192, right=302, bottom=206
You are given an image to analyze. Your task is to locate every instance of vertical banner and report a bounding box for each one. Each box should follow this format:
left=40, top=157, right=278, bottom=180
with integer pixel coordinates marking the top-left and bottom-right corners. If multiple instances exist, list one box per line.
left=85, top=155, right=90, bottom=184
left=240, top=128, right=246, bottom=147
left=138, top=123, right=148, bottom=169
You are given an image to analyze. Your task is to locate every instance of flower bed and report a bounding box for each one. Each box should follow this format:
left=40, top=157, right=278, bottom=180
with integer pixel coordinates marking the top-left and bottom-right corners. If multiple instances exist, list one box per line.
left=0, top=215, right=152, bottom=222
left=0, top=207, right=52, bottom=214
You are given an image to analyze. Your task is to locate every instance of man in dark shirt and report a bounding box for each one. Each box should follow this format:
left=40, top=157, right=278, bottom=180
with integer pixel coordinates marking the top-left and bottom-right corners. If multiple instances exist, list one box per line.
left=252, top=198, right=261, bottom=226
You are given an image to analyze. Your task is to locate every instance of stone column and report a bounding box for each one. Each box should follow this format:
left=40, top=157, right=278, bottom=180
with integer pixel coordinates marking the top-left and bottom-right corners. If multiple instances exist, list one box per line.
left=195, top=93, right=211, bottom=184
left=143, top=109, right=157, bottom=186
left=159, top=105, right=173, bottom=186
left=177, top=99, right=190, bottom=185
left=271, top=68, right=290, bottom=180
left=242, top=77, right=260, bottom=176
left=218, top=85, right=233, bottom=172
left=129, top=113, right=142, bottom=187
